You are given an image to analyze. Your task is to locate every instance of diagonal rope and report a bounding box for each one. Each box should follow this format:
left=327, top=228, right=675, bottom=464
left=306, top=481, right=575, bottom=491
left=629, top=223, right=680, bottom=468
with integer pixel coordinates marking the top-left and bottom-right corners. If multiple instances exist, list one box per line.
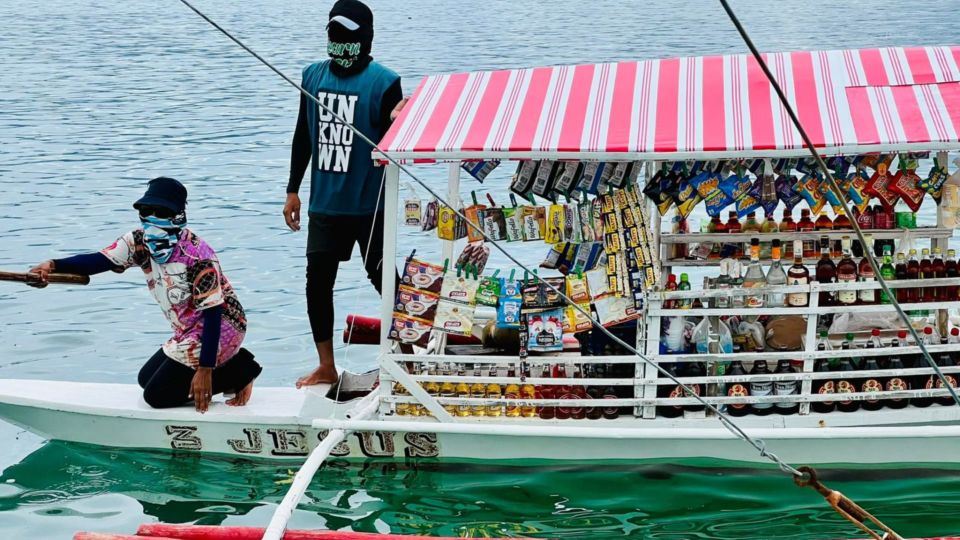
left=717, top=0, right=960, bottom=408
left=176, top=0, right=818, bottom=478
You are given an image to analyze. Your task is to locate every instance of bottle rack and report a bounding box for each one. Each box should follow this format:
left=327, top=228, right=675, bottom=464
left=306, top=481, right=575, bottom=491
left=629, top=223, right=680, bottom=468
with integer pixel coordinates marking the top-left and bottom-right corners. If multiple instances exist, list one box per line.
left=643, top=277, right=960, bottom=419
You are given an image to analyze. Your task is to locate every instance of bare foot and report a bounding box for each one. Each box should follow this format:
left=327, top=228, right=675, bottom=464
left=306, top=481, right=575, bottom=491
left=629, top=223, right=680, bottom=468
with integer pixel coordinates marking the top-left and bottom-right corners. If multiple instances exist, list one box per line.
left=296, top=364, right=338, bottom=388
left=226, top=380, right=254, bottom=406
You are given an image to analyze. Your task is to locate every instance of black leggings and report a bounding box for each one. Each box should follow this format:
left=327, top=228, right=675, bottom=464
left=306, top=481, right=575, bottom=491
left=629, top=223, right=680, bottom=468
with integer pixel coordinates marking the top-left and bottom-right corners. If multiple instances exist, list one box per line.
left=137, top=348, right=262, bottom=409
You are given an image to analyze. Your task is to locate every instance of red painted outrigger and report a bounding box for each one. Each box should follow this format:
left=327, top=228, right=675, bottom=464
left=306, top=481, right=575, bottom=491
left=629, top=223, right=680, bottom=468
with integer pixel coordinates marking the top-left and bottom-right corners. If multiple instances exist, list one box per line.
left=75, top=524, right=530, bottom=540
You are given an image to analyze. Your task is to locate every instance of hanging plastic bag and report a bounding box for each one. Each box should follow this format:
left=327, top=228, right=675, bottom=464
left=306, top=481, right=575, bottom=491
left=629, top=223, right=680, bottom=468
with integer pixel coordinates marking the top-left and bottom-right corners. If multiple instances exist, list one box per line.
left=421, top=198, right=439, bottom=232
left=455, top=242, right=490, bottom=274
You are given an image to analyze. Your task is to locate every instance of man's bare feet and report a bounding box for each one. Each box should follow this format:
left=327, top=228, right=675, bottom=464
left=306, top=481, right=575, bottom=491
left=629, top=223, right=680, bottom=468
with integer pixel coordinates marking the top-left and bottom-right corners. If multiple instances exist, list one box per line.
left=296, top=364, right=338, bottom=388
left=226, top=380, right=255, bottom=406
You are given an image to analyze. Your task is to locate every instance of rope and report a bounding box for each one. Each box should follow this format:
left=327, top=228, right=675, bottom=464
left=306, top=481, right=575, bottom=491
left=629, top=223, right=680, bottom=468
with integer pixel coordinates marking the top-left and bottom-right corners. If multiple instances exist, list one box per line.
left=175, top=0, right=807, bottom=479
left=717, top=0, right=960, bottom=409
left=794, top=467, right=904, bottom=540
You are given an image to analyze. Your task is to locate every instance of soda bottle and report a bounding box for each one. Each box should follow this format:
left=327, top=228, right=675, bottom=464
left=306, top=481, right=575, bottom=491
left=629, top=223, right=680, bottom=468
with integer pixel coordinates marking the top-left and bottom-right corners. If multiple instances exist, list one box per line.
left=424, top=368, right=440, bottom=418
left=569, top=365, right=587, bottom=420
left=885, top=338, right=909, bottom=409
left=816, top=236, right=837, bottom=306
left=601, top=380, right=620, bottom=420
left=664, top=273, right=678, bottom=309
left=456, top=370, right=472, bottom=417
left=521, top=366, right=538, bottom=418
left=536, top=365, right=555, bottom=420
left=860, top=352, right=884, bottom=411
left=774, top=359, right=799, bottom=415
left=857, top=234, right=877, bottom=305
left=780, top=209, right=797, bottom=257
left=912, top=328, right=936, bottom=408
left=907, top=249, right=921, bottom=303
left=920, top=248, right=934, bottom=303
left=894, top=253, right=909, bottom=303
left=439, top=368, right=457, bottom=416
left=852, top=206, right=874, bottom=257
left=504, top=367, right=522, bottom=417
left=812, top=348, right=836, bottom=414
left=835, top=236, right=858, bottom=306
left=879, top=248, right=896, bottom=304
left=933, top=337, right=958, bottom=407
left=725, top=360, right=750, bottom=417
left=836, top=341, right=860, bottom=412
left=932, top=247, right=946, bottom=301
left=946, top=249, right=959, bottom=300
left=749, top=358, right=774, bottom=416
left=678, top=273, right=692, bottom=309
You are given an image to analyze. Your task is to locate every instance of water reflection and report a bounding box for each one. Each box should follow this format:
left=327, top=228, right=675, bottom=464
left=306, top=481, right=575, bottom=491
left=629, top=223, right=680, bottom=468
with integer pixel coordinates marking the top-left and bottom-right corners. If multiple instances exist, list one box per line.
left=2, top=442, right=959, bottom=538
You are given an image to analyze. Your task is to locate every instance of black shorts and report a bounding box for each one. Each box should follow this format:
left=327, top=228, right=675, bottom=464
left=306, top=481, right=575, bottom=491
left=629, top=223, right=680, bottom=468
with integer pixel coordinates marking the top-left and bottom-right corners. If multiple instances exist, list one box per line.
left=307, top=212, right=385, bottom=260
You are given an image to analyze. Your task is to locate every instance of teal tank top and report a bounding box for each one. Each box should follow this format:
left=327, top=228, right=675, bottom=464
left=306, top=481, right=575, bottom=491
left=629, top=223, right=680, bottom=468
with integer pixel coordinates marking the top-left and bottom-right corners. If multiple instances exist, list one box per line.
left=302, top=60, right=400, bottom=215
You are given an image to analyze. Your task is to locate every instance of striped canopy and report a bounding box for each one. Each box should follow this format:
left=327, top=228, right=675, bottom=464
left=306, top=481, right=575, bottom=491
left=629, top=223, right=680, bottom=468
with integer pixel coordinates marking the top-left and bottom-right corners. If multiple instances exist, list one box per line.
left=379, top=46, right=960, bottom=163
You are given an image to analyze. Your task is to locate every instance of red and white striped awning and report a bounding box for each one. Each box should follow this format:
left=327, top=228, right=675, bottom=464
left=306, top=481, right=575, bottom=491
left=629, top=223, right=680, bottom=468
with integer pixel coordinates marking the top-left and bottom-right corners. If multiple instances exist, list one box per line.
left=379, top=46, right=960, bottom=163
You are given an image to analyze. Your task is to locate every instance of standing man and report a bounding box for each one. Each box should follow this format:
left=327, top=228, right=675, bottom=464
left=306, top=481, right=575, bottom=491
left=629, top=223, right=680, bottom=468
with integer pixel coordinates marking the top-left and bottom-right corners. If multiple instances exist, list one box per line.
left=284, top=0, right=406, bottom=387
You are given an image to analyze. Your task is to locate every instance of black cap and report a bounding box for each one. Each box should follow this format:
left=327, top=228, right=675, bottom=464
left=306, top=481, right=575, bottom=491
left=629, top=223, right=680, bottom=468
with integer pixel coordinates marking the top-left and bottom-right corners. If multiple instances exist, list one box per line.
left=133, top=177, right=187, bottom=213
left=328, top=0, right=373, bottom=33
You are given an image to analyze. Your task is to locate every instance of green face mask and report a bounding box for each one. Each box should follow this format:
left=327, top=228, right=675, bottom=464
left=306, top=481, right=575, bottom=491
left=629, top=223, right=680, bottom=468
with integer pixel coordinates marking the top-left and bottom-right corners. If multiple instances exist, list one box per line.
left=328, top=40, right=362, bottom=68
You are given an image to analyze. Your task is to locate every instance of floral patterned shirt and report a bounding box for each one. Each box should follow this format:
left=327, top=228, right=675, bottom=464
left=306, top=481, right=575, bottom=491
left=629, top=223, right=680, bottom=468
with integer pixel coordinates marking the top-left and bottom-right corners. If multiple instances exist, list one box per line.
left=101, top=229, right=246, bottom=367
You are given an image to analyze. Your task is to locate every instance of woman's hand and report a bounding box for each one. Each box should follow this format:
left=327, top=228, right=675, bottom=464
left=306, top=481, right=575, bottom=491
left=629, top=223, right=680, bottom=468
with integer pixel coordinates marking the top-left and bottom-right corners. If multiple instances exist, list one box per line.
left=189, top=367, right=214, bottom=413
left=283, top=193, right=301, bottom=231
left=27, top=260, right=55, bottom=288
left=390, top=97, right=409, bottom=121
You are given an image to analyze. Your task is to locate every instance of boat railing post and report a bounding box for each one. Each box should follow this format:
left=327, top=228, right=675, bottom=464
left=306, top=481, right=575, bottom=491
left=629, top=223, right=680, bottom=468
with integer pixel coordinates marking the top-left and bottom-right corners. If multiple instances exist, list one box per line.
left=799, top=281, right=820, bottom=416
left=379, top=163, right=401, bottom=418
left=935, top=151, right=949, bottom=337
left=641, top=292, right=662, bottom=419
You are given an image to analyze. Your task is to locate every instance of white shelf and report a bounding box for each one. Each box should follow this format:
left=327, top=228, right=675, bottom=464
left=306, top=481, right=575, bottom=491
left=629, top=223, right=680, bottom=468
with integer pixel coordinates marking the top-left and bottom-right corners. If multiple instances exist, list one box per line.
left=659, top=227, right=953, bottom=244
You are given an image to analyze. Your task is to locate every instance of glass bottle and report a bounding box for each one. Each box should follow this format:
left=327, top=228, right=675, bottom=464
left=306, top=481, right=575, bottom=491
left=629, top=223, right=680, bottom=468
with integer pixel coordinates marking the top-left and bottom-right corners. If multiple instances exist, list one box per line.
left=715, top=260, right=731, bottom=309
left=486, top=367, right=503, bottom=417
left=504, top=367, right=521, bottom=417
left=708, top=215, right=726, bottom=259
left=536, top=365, right=555, bottom=420
left=860, top=352, right=884, bottom=411
left=798, top=208, right=816, bottom=257
left=727, top=211, right=743, bottom=258
left=760, top=210, right=779, bottom=258
left=780, top=209, right=797, bottom=257
left=920, top=248, right=933, bottom=303
left=742, top=238, right=766, bottom=308
left=471, top=368, right=488, bottom=416
left=932, top=247, right=946, bottom=302
left=766, top=239, right=787, bottom=307
left=836, top=236, right=858, bottom=306
left=946, top=249, right=959, bottom=301
left=857, top=234, right=876, bottom=305
left=879, top=247, right=896, bottom=304
left=743, top=212, right=761, bottom=260
left=774, top=359, right=799, bottom=415
left=912, top=328, right=935, bottom=408
left=933, top=337, right=958, bottom=407
left=815, top=209, right=835, bottom=257
left=885, top=339, right=909, bottom=409
left=812, top=347, right=836, bottom=414
left=601, top=378, right=619, bottom=420
left=832, top=209, right=851, bottom=257
left=906, top=249, right=921, bottom=304
left=815, top=236, right=837, bottom=307
left=439, top=368, right=457, bottom=416
left=455, top=370, right=472, bottom=417
left=895, top=253, right=909, bottom=303
left=749, top=358, right=774, bottom=416
left=657, top=363, right=683, bottom=418
left=683, top=362, right=706, bottom=413
left=786, top=240, right=810, bottom=307
left=835, top=342, right=859, bottom=412
left=664, top=273, right=678, bottom=309
left=725, top=360, right=750, bottom=417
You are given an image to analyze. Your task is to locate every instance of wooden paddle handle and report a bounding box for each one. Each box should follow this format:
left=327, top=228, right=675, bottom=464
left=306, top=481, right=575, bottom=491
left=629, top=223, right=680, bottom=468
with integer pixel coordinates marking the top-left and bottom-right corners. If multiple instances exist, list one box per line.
left=0, top=270, right=90, bottom=285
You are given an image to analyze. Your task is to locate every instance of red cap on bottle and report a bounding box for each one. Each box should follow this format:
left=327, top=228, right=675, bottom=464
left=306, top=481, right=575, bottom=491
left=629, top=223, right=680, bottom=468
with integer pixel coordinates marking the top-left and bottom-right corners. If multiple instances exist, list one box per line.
left=871, top=328, right=880, bottom=336
left=898, top=330, right=908, bottom=339
left=924, top=326, right=933, bottom=335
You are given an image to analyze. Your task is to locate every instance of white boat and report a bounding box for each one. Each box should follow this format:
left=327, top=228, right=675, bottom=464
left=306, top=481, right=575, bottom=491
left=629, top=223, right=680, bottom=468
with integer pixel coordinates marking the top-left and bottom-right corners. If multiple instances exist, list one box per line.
left=3, top=44, right=960, bottom=470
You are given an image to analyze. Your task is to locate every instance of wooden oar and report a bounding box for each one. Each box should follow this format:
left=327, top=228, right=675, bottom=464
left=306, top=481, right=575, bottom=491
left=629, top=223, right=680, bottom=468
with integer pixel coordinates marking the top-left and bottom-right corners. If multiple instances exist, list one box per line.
left=0, top=271, right=90, bottom=285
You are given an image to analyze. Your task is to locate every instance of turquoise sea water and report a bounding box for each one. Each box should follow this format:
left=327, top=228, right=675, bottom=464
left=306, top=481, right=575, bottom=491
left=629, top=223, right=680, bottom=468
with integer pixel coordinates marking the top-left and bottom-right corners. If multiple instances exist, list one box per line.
left=3, top=0, right=960, bottom=537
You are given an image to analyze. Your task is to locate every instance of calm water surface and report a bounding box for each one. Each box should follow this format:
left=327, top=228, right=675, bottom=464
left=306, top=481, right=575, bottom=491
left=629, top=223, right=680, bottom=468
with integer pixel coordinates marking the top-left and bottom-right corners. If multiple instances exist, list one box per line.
left=2, top=0, right=960, bottom=537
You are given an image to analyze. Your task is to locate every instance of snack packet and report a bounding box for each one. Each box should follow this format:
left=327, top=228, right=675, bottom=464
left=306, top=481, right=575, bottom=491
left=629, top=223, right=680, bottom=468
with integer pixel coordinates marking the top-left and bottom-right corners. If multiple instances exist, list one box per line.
left=527, top=309, right=564, bottom=352
left=480, top=204, right=507, bottom=241
left=540, top=243, right=565, bottom=270
left=775, top=174, right=803, bottom=211
left=578, top=162, right=604, bottom=194
left=388, top=313, right=432, bottom=348
left=510, top=160, right=538, bottom=197
left=672, top=176, right=702, bottom=218
left=401, top=258, right=444, bottom=293
left=564, top=203, right=581, bottom=244
left=689, top=171, right=733, bottom=217
left=437, top=204, right=458, bottom=240
left=817, top=178, right=844, bottom=214
left=919, top=163, right=949, bottom=202
left=563, top=304, right=593, bottom=333
left=421, top=199, right=439, bottom=231
left=475, top=271, right=501, bottom=306
left=496, top=278, right=522, bottom=329
left=579, top=201, right=596, bottom=242
left=532, top=160, right=559, bottom=200
left=520, top=205, right=546, bottom=241
left=542, top=277, right=566, bottom=308
left=545, top=203, right=566, bottom=244
left=565, top=273, right=590, bottom=304
left=455, top=242, right=491, bottom=274
left=585, top=266, right=609, bottom=299
left=461, top=160, right=500, bottom=182
left=889, top=168, right=925, bottom=212
left=554, top=161, right=583, bottom=195
left=555, top=242, right=580, bottom=273
left=395, top=285, right=440, bottom=321
left=734, top=176, right=762, bottom=217
left=433, top=299, right=475, bottom=336
left=503, top=194, right=524, bottom=242
left=593, top=294, right=640, bottom=327
left=796, top=174, right=826, bottom=215
left=462, top=192, right=487, bottom=242
left=864, top=161, right=900, bottom=210
left=404, top=198, right=422, bottom=226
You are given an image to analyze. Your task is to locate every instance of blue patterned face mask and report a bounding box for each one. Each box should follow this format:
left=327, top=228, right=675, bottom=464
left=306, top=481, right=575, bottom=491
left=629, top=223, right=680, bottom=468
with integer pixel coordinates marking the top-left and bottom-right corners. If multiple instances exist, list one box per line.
left=140, top=214, right=185, bottom=263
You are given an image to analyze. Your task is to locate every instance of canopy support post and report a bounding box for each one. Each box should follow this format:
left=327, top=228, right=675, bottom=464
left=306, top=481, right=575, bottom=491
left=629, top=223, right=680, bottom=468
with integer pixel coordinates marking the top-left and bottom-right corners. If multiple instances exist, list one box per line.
left=379, top=164, right=401, bottom=416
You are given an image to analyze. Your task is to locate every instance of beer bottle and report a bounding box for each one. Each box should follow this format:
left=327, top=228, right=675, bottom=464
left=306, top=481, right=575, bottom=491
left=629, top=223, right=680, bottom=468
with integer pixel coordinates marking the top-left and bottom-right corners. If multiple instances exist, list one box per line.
left=486, top=367, right=503, bottom=417
left=811, top=349, right=836, bottom=414
left=536, top=365, right=555, bottom=420
left=725, top=360, right=750, bottom=417
left=749, top=359, right=774, bottom=416
left=569, top=365, right=587, bottom=420
left=773, top=359, right=799, bottom=415
left=884, top=339, right=909, bottom=409
left=471, top=368, right=487, bottom=417
left=439, top=366, right=457, bottom=416
left=504, top=367, right=521, bottom=417
left=455, top=369, right=472, bottom=417
left=684, top=362, right=706, bottom=413
left=934, top=337, right=958, bottom=407
left=860, top=352, right=884, bottom=411
left=585, top=364, right=604, bottom=420
left=913, top=328, right=935, bottom=408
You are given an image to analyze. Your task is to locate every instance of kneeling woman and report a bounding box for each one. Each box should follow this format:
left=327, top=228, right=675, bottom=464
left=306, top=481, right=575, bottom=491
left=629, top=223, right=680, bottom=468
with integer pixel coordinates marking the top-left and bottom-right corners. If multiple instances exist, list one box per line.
left=29, top=177, right=261, bottom=412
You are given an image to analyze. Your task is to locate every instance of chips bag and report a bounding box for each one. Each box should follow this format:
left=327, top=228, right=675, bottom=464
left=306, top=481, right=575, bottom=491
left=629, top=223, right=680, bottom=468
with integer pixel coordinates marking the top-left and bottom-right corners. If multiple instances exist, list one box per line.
left=888, top=169, right=925, bottom=212
left=864, top=161, right=900, bottom=211
left=461, top=160, right=500, bottom=182
left=475, top=272, right=501, bottom=306
left=689, top=172, right=733, bottom=217
left=919, top=163, right=949, bottom=202
left=421, top=198, right=439, bottom=231
left=775, top=174, right=803, bottom=211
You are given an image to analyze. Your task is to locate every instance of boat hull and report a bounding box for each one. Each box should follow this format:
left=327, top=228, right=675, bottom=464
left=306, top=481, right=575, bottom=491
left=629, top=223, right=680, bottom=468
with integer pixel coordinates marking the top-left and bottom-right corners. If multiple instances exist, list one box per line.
left=2, top=379, right=960, bottom=466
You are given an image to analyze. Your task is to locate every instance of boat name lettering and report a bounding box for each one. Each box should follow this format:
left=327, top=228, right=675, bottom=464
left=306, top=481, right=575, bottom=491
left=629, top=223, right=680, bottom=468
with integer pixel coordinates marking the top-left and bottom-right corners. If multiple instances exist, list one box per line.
left=227, top=428, right=263, bottom=454
left=403, top=432, right=439, bottom=458
left=268, top=428, right=310, bottom=456
left=356, top=431, right=396, bottom=458
left=165, top=425, right=202, bottom=451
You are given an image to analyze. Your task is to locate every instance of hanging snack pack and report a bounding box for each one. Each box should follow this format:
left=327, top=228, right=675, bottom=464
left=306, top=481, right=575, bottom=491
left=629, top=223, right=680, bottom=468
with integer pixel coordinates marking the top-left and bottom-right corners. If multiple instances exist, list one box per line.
left=920, top=162, right=949, bottom=201
left=865, top=161, right=900, bottom=210
left=400, top=258, right=444, bottom=293
left=796, top=174, right=827, bottom=214
left=475, top=271, right=501, bottom=306
left=496, top=277, right=522, bottom=329
left=532, top=160, right=559, bottom=200
left=563, top=304, right=593, bottom=333
left=503, top=194, right=524, bottom=242
left=388, top=314, right=433, bottom=348
left=689, top=171, right=733, bottom=217
left=579, top=200, right=597, bottom=242
left=456, top=242, right=491, bottom=274
left=439, top=267, right=481, bottom=305
left=421, top=199, right=439, bottom=231
left=817, top=178, right=844, bottom=214
left=673, top=176, right=703, bottom=218
left=404, top=198, right=422, bottom=226
left=521, top=204, right=546, bottom=241
left=565, top=273, right=590, bottom=304
left=479, top=194, right=507, bottom=241
left=545, top=203, right=566, bottom=244
left=720, top=173, right=760, bottom=218
left=527, top=309, right=564, bottom=352
left=511, top=160, right=538, bottom=197
left=395, top=285, right=440, bottom=320
left=775, top=174, right=803, bottom=211
left=463, top=193, right=487, bottom=242
left=433, top=300, right=475, bottom=336
left=554, top=162, right=583, bottom=194
left=461, top=160, right=500, bottom=182
left=889, top=167, right=925, bottom=212
left=844, top=170, right=869, bottom=211
left=593, top=294, right=639, bottom=327
left=437, top=204, right=458, bottom=240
